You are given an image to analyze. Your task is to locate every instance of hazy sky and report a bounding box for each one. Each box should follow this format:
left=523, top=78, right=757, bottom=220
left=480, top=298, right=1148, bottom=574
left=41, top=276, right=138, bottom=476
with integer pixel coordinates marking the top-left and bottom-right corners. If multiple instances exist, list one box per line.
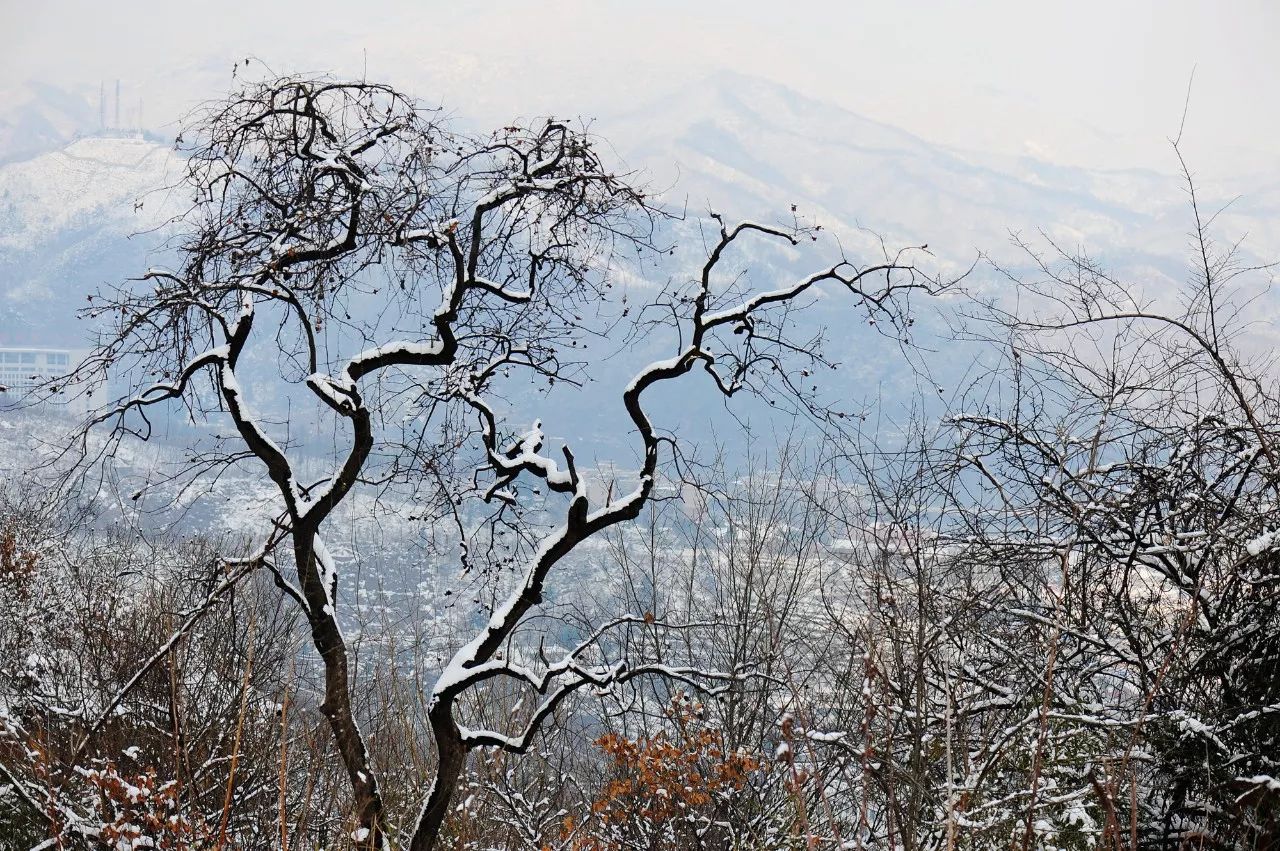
left=3, top=1, right=1278, bottom=175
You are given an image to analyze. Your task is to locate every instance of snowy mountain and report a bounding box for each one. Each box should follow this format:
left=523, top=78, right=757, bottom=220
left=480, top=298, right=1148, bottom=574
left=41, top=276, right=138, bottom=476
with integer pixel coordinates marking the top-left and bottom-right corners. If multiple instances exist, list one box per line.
left=1, top=72, right=1276, bottom=455
left=605, top=72, right=1280, bottom=287
left=0, top=134, right=182, bottom=345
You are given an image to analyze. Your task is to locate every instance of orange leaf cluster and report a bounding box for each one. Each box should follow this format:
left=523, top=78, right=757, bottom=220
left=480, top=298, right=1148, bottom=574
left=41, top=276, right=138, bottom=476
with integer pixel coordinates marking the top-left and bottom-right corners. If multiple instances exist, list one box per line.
left=0, top=529, right=37, bottom=591
left=80, top=763, right=215, bottom=850
left=567, top=695, right=761, bottom=851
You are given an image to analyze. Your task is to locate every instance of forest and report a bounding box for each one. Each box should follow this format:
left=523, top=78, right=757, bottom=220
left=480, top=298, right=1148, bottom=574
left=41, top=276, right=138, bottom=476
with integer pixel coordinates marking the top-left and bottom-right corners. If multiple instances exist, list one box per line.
left=1, top=71, right=1278, bottom=851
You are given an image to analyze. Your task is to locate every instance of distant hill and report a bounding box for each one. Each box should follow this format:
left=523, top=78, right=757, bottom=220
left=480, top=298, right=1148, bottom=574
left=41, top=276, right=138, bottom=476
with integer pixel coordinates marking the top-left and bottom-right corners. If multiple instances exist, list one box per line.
left=0, top=81, right=100, bottom=165
left=604, top=71, right=1279, bottom=287
left=0, top=134, right=181, bottom=346
left=0, top=74, right=1276, bottom=462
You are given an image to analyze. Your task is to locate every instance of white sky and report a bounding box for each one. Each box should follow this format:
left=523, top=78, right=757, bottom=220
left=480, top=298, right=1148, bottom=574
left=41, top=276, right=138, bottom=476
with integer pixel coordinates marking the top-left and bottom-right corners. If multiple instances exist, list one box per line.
left=3, top=0, right=1278, bottom=175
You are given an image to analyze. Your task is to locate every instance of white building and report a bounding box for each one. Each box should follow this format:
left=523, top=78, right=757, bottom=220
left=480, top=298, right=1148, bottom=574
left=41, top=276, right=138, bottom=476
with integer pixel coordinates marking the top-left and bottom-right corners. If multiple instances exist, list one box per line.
left=0, top=346, right=85, bottom=414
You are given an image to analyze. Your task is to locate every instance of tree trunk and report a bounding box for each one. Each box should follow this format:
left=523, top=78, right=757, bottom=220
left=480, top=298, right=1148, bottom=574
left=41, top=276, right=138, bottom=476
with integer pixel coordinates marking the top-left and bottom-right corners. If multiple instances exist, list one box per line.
left=409, top=705, right=468, bottom=851
left=295, top=532, right=385, bottom=850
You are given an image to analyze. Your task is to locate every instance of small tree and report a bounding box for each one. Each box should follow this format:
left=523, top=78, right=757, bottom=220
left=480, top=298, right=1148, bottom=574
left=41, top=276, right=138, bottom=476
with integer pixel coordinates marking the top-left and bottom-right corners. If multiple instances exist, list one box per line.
left=63, top=74, right=944, bottom=850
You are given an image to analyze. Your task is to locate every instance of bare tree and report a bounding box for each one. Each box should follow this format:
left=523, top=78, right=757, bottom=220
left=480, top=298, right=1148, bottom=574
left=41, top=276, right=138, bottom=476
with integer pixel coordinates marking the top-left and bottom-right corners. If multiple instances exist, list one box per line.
left=62, top=74, right=945, bottom=850
left=940, top=156, right=1280, bottom=848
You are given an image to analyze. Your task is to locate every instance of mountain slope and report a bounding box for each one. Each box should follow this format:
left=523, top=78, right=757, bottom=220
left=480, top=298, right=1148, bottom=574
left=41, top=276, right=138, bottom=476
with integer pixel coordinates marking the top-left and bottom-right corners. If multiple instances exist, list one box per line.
left=0, top=134, right=181, bottom=345
left=1, top=73, right=1275, bottom=447
left=0, top=81, right=101, bottom=166
left=606, top=72, right=1278, bottom=277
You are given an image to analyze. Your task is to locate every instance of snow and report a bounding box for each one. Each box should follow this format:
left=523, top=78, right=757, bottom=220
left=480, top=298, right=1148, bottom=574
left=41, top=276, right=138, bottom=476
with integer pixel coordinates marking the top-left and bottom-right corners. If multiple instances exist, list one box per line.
left=805, top=730, right=847, bottom=743
left=306, top=371, right=357, bottom=413
left=1245, top=529, right=1279, bottom=557
left=623, top=354, right=686, bottom=395
left=1241, top=775, right=1280, bottom=791
left=0, top=136, right=180, bottom=251
left=346, top=340, right=446, bottom=375
left=497, top=420, right=573, bottom=488
left=314, top=535, right=338, bottom=608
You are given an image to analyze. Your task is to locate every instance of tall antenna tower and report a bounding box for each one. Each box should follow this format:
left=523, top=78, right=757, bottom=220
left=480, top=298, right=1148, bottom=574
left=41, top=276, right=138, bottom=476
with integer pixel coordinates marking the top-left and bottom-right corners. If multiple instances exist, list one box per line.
left=114, top=80, right=121, bottom=129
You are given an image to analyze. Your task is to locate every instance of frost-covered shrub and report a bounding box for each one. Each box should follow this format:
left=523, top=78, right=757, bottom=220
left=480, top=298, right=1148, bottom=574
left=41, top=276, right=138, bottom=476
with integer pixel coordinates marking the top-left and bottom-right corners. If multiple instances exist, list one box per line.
left=0, top=490, right=327, bottom=849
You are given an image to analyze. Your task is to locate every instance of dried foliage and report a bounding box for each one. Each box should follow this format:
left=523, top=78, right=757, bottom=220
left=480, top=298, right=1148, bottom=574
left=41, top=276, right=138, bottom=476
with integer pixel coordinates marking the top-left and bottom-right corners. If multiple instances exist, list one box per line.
left=567, top=695, right=763, bottom=851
